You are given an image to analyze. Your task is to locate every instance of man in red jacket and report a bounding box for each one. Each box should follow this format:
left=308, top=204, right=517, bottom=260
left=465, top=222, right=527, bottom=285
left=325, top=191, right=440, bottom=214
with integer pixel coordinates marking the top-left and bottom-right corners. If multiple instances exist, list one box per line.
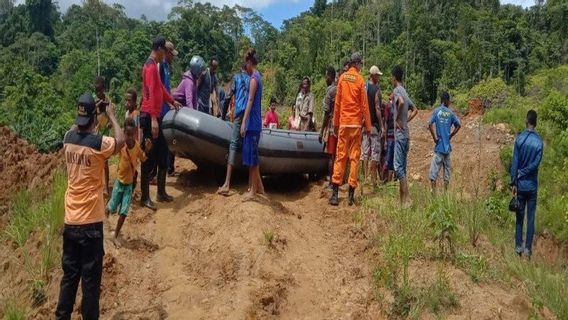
left=140, top=36, right=181, bottom=210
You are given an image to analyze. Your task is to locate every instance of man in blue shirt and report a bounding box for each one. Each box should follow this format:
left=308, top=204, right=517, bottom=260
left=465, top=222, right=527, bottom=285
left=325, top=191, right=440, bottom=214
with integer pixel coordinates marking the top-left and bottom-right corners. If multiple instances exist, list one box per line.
left=428, top=91, right=461, bottom=192
left=217, top=64, right=250, bottom=195
left=159, top=41, right=178, bottom=178
left=511, top=110, right=544, bottom=258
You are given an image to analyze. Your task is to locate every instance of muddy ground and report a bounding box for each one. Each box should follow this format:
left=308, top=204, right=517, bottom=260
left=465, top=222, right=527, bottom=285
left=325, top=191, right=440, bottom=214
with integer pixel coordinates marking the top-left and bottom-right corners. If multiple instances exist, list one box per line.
left=0, top=127, right=62, bottom=218
left=1, top=111, right=554, bottom=319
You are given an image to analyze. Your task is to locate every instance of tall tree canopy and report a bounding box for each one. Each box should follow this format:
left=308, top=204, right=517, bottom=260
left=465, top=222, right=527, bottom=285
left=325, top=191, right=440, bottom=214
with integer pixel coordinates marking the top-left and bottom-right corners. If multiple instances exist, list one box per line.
left=0, top=0, right=567, bottom=150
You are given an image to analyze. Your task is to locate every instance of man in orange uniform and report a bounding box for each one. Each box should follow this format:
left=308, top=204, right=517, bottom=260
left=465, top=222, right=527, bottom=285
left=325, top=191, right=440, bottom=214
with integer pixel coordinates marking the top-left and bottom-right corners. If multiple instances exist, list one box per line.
left=330, top=53, right=372, bottom=206
left=56, top=94, right=125, bottom=320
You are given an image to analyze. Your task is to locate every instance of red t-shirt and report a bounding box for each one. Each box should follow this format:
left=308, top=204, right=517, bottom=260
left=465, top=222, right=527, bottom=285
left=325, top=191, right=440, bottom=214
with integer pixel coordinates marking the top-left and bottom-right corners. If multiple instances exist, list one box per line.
left=141, top=57, right=174, bottom=118
left=263, top=110, right=279, bottom=129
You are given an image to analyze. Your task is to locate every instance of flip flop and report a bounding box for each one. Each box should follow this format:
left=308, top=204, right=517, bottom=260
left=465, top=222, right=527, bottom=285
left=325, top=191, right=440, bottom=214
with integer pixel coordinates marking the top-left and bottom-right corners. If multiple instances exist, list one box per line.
left=216, top=188, right=230, bottom=196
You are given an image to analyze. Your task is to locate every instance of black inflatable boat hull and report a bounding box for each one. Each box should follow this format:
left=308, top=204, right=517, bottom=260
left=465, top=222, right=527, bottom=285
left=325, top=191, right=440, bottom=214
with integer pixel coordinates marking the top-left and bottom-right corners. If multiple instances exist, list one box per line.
left=162, top=108, right=329, bottom=175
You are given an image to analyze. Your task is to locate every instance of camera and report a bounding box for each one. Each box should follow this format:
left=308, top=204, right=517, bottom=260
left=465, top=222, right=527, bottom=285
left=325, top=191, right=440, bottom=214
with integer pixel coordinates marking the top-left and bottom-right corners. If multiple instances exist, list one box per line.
left=98, top=100, right=109, bottom=113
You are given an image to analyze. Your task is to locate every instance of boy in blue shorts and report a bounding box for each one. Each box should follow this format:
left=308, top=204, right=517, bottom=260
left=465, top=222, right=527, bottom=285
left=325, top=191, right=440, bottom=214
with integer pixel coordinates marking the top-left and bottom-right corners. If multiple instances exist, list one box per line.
left=428, top=91, right=461, bottom=192
left=107, top=118, right=152, bottom=247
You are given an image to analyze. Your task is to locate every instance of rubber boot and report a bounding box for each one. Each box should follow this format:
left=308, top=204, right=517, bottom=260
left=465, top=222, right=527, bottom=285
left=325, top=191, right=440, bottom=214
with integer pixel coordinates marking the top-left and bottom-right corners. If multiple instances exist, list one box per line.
left=348, top=186, right=356, bottom=206
left=329, top=184, right=339, bottom=206
left=140, top=170, right=157, bottom=211
left=156, top=169, right=173, bottom=202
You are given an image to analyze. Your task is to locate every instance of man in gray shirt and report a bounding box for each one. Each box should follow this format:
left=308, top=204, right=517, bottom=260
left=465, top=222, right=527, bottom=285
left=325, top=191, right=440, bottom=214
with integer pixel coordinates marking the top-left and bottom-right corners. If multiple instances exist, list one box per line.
left=197, top=56, right=219, bottom=114
left=392, top=65, right=418, bottom=209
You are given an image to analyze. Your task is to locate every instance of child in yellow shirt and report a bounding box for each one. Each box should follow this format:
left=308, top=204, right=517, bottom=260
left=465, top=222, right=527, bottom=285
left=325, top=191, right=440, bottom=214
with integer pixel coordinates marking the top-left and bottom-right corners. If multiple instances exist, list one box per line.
left=107, top=118, right=151, bottom=248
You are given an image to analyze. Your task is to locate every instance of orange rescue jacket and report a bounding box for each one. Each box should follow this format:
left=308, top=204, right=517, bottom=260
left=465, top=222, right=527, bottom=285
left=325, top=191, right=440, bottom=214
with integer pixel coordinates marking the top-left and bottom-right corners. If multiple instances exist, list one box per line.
left=333, top=67, right=372, bottom=131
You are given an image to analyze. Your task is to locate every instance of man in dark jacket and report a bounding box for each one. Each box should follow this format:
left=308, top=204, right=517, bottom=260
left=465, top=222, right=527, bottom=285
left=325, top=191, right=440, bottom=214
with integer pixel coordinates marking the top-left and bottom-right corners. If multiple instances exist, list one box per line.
left=511, top=109, right=544, bottom=259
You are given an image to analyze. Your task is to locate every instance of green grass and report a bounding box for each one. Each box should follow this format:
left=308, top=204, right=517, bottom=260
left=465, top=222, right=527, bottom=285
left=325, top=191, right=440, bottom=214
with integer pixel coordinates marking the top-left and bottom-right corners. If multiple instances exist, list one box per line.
left=263, top=229, right=276, bottom=248
left=4, top=170, right=66, bottom=247
left=386, top=265, right=459, bottom=319
left=506, top=257, right=568, bottom=319
left=1, top=299, right=26, bottom=320
left=3, top=170, right=66, bottom=311
left=454, top=252, right=494, bottom=283
left=365, top=181, right=568, bottom=319
left=421, top=265, right=459, bottom=314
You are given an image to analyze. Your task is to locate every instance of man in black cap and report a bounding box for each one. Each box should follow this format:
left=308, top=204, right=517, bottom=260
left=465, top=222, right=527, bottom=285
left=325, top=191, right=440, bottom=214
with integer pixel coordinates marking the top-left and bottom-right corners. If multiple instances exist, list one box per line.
left=56, top=94, right=124, bottom=320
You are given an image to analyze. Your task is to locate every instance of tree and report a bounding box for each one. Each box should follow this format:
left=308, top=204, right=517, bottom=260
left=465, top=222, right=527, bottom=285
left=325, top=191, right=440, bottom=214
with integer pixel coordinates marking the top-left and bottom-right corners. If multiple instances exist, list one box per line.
left=0, top=0, right=14, bottom=16
left=26, top=0, right=56, bottom=38
left=312, top=0, right=327, bottom=16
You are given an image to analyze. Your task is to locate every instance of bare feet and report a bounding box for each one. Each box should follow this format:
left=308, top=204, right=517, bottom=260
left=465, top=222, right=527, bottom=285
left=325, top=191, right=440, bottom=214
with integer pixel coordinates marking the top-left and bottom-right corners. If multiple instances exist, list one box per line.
left=112, top=237, right=122, bottom=249
left=216, top=185, right=231, bottom=196
left=111, top=232, right=122, bottom=248
left=242, top=192, right=256, bottom=202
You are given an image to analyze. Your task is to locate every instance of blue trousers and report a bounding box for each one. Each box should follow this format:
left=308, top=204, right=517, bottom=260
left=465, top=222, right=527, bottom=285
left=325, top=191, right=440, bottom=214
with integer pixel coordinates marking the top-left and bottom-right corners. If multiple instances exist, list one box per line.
left=515, top=190, right=537, bottom=256
left=393, top=137, right=409, bottom=180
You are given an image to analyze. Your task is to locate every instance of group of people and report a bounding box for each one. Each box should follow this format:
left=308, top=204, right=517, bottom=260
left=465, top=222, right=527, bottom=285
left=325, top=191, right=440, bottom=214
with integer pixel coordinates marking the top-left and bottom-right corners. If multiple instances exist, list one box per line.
left=318, top=52, right=425, bottom=208
left=55, top=34, right=544, bottom=319
left=317, top=53, right=543, bottom=264
left=55, top=36, right=264, bottom=319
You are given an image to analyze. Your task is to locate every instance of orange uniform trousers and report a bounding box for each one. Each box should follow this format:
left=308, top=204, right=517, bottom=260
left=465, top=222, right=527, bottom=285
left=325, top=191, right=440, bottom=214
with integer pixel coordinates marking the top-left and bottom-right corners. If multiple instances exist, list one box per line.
left=332, top=126, right=362, bottom=188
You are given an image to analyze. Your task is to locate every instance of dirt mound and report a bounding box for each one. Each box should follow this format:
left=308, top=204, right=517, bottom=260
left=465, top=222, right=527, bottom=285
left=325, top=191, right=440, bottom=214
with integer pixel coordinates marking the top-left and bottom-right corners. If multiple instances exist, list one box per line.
left=0, top=127, right=62, bottom=215
left=467, top=98, right=484, bottom=116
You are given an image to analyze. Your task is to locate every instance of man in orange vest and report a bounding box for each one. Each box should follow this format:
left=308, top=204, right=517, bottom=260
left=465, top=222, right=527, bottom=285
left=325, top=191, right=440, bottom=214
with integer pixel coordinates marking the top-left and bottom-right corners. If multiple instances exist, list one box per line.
left=330, top=52, right=372, bottom=206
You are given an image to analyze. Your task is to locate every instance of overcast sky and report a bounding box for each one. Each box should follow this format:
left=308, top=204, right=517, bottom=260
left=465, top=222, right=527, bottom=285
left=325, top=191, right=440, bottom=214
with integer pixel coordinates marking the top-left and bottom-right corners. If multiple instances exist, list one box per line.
left=15, top=0, right=533, bottom=29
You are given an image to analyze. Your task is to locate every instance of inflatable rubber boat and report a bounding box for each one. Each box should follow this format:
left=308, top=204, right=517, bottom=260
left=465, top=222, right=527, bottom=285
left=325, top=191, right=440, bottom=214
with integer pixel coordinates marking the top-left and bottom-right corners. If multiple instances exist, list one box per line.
left=162, top=108, right=329, bottom=175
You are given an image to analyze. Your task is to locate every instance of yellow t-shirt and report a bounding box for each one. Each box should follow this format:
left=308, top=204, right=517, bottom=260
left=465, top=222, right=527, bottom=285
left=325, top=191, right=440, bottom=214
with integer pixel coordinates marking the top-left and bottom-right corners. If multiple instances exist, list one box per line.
left=64, top=131, right=116, bottom=225
left=117, top=143, right=147, bottom=185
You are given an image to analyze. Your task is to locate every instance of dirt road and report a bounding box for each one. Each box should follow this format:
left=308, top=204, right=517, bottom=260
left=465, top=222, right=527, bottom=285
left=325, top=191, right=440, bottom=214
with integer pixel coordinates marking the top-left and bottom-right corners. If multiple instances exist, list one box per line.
left=39, top=164, right=381, bottom=319
left=23, top=110, right=528, bottom=319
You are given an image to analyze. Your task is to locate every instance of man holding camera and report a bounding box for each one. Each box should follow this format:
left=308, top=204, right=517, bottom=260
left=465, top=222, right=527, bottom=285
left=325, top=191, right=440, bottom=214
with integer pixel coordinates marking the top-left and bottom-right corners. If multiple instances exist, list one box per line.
left=55, top=93, right=125, bottom=320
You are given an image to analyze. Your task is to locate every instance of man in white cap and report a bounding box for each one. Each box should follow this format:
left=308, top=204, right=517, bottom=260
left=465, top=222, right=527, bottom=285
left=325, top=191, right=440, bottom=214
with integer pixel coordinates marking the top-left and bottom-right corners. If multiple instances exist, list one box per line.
left=361, top=65, right=386, bottom=187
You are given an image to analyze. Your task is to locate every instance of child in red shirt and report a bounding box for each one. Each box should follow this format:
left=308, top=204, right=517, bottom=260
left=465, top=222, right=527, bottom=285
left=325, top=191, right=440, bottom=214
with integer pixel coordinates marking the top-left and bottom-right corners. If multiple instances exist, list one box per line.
left=263, top=96, right=280, bottom=129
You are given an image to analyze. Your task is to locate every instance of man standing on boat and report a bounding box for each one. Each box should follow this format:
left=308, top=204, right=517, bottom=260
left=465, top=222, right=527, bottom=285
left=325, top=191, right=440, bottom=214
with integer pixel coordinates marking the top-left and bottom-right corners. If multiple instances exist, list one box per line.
left=295, top=76, right=316, bottom=132
left=329, top=53, right=372, bottom=206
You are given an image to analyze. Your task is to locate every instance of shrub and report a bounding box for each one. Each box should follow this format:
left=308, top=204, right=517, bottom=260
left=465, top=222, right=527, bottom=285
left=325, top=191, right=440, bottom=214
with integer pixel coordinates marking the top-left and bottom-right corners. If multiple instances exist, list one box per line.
left=0, top=68, right=72, bottom=151
left=540, top=91, right=568, bottom=130
left=468, top=78, right=510, bottom=110
left=427, top=196, right=458, bottom=258
left=500, top=145, right=513, bottom=174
